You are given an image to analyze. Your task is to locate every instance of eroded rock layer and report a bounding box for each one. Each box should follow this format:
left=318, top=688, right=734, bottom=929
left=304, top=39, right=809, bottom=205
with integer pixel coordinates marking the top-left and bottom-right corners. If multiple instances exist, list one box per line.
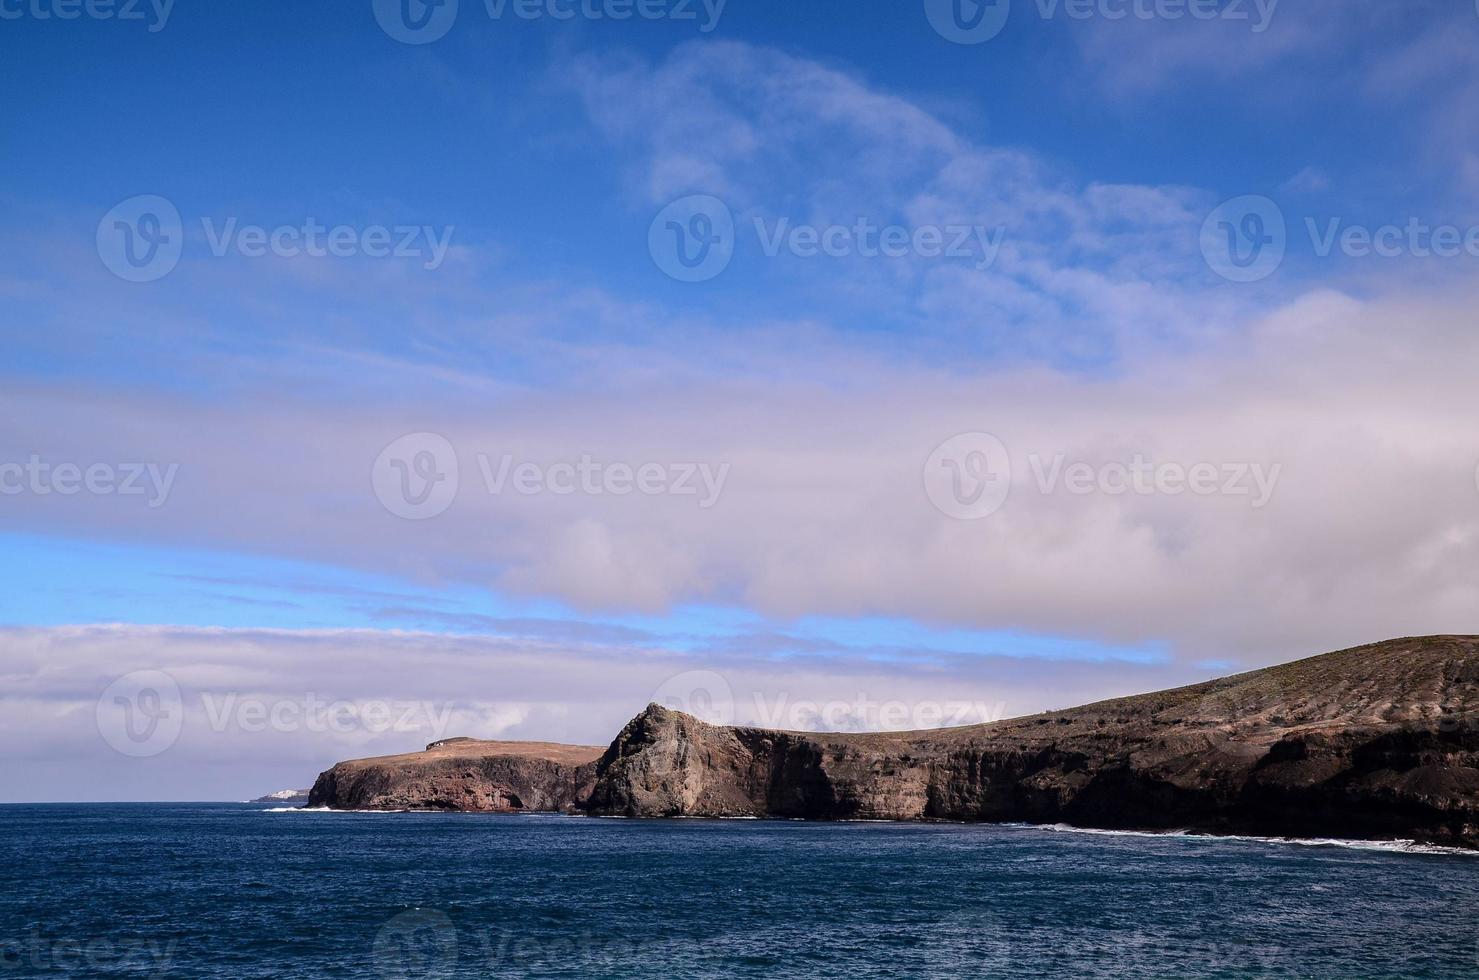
left=307, top=740, right=602, bottom=812
left=306, top=637, right=1479, bottom=846
left=586, top=636, right=1479, bottom=847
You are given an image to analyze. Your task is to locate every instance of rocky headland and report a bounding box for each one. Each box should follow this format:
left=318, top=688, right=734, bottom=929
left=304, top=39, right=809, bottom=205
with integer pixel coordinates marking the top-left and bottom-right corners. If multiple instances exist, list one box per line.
left=307, top=739, right=603, bottom=812
left=308, top=635, right=1479, bottom=847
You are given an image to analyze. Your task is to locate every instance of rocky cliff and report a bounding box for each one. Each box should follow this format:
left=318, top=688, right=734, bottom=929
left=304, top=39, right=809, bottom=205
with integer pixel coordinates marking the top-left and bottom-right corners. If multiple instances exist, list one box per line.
left=586, top=636, right=1479, bottom=847
left=307, top=739, right=602, bottom=812
left=307, top=636, right=1479, bottom=846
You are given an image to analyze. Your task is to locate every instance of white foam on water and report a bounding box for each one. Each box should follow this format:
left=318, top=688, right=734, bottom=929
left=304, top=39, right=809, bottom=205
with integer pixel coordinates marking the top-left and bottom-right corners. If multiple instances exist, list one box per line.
left=259, top=806, right=437, bottom=814
left=1005, top=822, right=1479, bottom=857
left=254, top=808, right=1479, bottom=856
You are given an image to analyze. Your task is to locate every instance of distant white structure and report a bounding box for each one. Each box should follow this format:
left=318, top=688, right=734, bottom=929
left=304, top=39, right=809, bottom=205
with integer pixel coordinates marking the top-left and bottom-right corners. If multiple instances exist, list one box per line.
left=425, top=736, right=474, bottom=751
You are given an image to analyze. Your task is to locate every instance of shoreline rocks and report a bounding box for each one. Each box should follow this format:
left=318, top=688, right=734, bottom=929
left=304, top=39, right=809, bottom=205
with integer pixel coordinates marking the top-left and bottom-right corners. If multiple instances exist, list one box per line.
left=307, top=635, right=1479, bottom=847
left=306, top=741, right=602, bottom=813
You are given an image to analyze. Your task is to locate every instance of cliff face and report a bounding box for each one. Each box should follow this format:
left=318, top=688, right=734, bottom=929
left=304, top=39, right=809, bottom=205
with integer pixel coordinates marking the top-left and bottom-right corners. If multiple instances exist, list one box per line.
left=305, top=636, right=1479, bottom=846
left=586, top=636, right=1479, bottom=847
left=307, top=740, right=602, bottom=812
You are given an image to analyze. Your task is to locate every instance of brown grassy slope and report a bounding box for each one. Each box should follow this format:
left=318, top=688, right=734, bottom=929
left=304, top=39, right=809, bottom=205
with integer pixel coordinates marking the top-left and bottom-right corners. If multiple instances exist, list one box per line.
left=798, top=635, right=1479, bottom=750
left=321, top=740, right=604, bottom=771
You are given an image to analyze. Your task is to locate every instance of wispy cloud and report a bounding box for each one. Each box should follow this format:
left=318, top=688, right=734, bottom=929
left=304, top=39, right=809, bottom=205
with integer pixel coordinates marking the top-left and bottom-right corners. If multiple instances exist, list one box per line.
left=3, top=284, right=1478, bottom=665
left=0, top=623, right=1218, bottom=801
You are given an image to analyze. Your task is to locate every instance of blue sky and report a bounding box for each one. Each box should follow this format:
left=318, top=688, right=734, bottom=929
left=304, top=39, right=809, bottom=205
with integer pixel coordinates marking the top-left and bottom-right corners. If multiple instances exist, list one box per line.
left=4, top=0, right=1479, bottom=797
left=0, top=531, right=1170, bottom=665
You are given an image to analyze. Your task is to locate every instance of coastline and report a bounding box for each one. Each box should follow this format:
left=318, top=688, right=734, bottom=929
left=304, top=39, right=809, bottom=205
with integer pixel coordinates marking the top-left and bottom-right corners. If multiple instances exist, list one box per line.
left=259, top=805, right=1479, bottom=857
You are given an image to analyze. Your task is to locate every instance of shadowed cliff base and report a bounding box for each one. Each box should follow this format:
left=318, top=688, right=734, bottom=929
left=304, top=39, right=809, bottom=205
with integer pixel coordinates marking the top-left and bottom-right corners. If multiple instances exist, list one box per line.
left=308, top=740, right=603, bottom=812
left=311, top=636, right=1479, bottom=847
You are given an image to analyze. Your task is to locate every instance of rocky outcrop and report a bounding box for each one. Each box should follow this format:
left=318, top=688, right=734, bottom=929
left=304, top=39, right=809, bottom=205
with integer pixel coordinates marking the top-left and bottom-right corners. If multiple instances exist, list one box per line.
left=586, top=636, right=1479, bottom=847
left=307, top=740, right=602, bottom=812
left=306, top=636, right=1479, bottom=846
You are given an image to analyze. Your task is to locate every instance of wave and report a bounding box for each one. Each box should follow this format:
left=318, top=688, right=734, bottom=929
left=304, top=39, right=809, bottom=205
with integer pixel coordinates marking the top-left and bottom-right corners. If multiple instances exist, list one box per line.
left=258, top=807, right=1479, bottom=855
left=1005, top=822, right=1479, bottom=857
left=259, top=806, right=583, bottom=816
left=261, top=806, right=437, bottom=814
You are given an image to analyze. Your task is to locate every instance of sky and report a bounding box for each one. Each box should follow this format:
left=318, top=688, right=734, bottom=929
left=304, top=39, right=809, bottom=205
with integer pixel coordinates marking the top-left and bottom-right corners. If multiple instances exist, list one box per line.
left=3, top=0, right=1479, bottom=801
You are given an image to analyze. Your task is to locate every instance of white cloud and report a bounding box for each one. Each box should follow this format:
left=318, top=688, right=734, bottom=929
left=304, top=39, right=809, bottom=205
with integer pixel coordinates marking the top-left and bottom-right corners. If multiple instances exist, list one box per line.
left=0, top=624, right=1198, bottom=801
left=6, top=38, right=1479, bottom=782
left=3, top=285, right=1479, bottom=670
left=564, top=41, right=1255, bottom=357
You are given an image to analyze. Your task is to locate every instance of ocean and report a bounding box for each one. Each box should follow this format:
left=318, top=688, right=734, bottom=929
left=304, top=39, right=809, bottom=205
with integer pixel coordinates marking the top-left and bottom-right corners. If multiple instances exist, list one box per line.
left=3, top=804, right=1478, bottom=977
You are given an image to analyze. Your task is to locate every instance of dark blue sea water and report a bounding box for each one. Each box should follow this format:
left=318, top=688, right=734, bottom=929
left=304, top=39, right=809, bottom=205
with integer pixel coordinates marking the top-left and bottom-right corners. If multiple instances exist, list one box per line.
left=3, top=805, right=1479, bottom=978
